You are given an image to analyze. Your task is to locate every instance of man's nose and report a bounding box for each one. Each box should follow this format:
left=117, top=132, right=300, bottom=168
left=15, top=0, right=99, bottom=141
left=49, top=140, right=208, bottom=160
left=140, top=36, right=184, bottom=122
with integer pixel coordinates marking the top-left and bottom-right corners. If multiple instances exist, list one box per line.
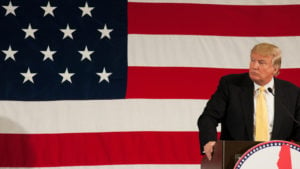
left=251, top=61, right=259, bottom=69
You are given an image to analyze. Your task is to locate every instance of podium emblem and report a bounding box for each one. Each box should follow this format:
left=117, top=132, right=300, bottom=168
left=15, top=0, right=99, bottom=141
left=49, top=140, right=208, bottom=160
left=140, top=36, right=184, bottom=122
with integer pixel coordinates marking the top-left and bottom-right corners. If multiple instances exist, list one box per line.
left=234, top=140, right=300, bottom=169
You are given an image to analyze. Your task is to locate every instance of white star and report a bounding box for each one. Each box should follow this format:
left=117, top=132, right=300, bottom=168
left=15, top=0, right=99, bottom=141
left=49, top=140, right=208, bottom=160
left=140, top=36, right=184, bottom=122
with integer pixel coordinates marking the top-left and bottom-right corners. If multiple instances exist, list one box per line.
left=20, top=68, right=37, bottom=84
left=2, top=45, right=18, bottom=61
left=96, top=67, right=112, bottom=83
left=41, top=46, right=56, bottom=61
left=60, top=24, right=76, bottom=39
left=2, top=1, right=18, bottom=16
left=41, top=1, right=56, bottom=17
left=78, top=46, right=94, bottom=61
left=79, top=2, right=94, bottom=17
left=22, top=23, right=38, bottom=39
left=98, top=24, right=113, bottom=39
left=59, top=68, right=75, bottom=83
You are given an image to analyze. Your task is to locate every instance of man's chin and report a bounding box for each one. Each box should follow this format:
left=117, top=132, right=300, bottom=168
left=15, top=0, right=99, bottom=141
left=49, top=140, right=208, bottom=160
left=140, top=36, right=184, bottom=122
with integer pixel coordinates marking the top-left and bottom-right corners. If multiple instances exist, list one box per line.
left=249, top=75, right=260, bottom=83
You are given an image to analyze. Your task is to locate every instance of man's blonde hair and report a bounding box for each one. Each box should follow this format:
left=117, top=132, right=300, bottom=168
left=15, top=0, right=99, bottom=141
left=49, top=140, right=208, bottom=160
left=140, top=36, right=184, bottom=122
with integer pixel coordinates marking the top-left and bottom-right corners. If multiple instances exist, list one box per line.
left=251, top=42, right=282, bottom=76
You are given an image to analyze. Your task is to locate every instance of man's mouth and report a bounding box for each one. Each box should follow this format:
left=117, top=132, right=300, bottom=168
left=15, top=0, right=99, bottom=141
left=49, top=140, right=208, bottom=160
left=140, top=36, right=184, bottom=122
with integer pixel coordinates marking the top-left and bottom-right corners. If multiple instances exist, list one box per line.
left=250, top=71, right=259, bottom=76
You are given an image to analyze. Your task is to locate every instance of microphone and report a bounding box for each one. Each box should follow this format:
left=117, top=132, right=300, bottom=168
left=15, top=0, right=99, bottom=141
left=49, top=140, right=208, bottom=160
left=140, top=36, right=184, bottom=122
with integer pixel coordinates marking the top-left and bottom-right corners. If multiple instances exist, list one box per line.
left=267, top=87, right=300, bottom=126
left=267, top=87, right=274, bottom=96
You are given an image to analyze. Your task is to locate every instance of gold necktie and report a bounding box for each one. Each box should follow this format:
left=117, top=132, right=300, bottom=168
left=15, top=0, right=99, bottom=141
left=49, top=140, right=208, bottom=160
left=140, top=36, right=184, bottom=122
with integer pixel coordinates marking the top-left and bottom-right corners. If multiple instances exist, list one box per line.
left=255, top=86, right=269, bottom=141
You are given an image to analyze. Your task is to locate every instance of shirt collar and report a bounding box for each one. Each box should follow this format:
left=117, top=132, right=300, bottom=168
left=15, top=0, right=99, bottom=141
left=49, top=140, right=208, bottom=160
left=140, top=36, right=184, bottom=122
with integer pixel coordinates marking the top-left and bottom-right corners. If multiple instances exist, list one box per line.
left=254, top=78, right=274, bottom=92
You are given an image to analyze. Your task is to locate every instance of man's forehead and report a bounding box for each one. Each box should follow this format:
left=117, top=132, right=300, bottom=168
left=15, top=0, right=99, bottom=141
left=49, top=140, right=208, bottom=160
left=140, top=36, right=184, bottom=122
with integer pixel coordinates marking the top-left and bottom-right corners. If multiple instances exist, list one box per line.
left=251, top=53, right=272, bottom=59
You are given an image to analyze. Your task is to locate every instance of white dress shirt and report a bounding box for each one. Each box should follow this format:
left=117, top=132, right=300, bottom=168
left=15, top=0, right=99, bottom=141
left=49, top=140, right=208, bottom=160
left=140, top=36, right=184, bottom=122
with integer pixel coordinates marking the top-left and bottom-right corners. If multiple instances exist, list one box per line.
left=253, top=78, right=274, bottom=140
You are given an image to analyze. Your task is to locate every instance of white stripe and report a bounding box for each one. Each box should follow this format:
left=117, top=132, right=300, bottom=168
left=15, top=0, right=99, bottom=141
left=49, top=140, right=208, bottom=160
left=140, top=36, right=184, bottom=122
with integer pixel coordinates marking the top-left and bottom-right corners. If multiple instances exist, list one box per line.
left=0, top=99, right=209, bottom=133
left=128, top=0, right=300, bottom=5
left=128, top=34, right=300, bottom=68
left=0, top=164, right=201, bottom=169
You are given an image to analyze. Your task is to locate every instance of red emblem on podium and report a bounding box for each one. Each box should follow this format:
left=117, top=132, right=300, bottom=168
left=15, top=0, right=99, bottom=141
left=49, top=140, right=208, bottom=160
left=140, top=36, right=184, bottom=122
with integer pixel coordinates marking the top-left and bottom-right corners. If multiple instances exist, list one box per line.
left=234, top=140, right=300, bottom=169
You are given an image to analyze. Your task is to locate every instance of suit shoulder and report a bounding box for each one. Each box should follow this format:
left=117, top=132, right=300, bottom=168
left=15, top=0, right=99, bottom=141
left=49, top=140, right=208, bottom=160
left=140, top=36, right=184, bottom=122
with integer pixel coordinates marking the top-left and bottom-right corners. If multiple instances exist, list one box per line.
left=276, top=78, right=299, bottom=90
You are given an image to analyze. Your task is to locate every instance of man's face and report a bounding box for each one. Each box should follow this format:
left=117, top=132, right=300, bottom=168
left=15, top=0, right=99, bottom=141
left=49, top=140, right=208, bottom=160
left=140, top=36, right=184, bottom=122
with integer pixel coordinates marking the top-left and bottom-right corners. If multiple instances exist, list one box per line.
left=249, top=53, right=277, bottom=86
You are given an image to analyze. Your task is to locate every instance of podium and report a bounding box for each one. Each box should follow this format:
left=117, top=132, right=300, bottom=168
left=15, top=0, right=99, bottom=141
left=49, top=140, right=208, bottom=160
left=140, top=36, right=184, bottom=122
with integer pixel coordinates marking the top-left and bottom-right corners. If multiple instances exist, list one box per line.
left=201, top=141, right=261, bottom=169
left=201, top=140, right=300, bottom=169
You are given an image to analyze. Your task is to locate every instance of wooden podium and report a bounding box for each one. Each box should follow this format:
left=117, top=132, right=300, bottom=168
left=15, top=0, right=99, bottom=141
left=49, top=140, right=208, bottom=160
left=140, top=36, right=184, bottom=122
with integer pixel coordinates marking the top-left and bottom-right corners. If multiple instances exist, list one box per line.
left=201, top=141, right=260, bottom=169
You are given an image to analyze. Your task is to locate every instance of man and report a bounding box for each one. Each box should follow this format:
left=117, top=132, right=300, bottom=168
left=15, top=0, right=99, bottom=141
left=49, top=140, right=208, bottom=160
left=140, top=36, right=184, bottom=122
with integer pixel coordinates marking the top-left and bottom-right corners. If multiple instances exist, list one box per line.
left=197, top=43, right=300, bottom=160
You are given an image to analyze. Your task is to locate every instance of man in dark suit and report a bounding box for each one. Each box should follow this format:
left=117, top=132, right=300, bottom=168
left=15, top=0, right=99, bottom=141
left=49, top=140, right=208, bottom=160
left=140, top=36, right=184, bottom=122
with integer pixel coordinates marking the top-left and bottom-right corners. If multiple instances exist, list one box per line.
left=197, top=43, right=300, bottom=160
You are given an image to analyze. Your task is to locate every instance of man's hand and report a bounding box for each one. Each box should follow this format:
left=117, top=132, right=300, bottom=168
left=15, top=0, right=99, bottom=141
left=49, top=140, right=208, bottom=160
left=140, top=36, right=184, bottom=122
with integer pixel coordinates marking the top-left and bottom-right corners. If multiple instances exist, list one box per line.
left=204, top=141, right=216, bottom=160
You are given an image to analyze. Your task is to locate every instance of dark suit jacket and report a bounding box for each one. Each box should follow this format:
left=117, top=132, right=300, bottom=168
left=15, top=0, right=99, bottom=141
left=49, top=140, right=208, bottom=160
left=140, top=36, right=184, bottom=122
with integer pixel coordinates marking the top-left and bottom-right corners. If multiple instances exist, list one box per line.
left=197, top=73, right=300, bottom=152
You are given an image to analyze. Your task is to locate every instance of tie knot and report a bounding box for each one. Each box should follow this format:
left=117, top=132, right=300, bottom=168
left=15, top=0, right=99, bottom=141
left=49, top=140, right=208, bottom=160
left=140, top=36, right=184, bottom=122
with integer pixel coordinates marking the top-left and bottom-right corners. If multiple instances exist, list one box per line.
left=259, top=86, right=265, bottom=92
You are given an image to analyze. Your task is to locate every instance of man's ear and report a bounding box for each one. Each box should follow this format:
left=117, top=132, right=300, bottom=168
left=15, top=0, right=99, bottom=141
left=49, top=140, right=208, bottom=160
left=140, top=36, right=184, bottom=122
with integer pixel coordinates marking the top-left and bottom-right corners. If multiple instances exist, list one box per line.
left=273, top=66, right=279, bottom=76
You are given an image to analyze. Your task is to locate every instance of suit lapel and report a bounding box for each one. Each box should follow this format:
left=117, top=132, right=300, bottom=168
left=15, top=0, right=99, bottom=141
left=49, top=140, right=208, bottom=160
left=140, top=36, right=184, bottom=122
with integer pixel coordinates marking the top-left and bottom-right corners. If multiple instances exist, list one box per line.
left=271, top=79, right=286, bottom=139
left=240, top=75, right=254, bottom=140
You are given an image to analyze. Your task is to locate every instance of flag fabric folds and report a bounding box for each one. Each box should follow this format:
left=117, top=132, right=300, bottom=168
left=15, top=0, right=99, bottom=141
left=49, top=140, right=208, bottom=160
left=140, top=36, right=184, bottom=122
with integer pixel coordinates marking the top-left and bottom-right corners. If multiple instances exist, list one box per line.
left=1, top=0, right=300, bottom=169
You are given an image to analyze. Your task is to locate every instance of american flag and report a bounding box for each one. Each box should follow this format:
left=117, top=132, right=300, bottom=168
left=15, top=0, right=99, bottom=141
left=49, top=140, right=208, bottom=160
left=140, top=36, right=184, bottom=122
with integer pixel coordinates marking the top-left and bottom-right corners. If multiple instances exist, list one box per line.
left=1, top=0, right=300, bottom=169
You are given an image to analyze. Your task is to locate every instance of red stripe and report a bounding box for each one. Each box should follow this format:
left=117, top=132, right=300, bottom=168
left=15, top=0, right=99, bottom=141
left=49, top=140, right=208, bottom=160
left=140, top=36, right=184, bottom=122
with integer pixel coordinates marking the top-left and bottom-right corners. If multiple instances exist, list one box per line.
left=0, top=132, right=202, bottom=167
left=126, top=67, right=300, bottom=99
left=277, top=68, right=300, bottom=86
left=128, top=3, right=300, bottom=36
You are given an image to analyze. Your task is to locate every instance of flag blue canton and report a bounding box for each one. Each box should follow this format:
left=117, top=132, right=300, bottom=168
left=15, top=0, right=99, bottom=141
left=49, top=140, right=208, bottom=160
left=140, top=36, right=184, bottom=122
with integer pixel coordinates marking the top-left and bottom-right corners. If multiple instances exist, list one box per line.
left=0, top=0, right=128, bottom=100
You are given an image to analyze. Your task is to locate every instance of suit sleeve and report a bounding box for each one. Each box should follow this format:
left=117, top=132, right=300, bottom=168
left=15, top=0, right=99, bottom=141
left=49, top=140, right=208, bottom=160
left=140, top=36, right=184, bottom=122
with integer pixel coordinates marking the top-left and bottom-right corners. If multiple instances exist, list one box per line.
left=197, top=76, right=229, bottom=153
left=292, top=87, right=300, bottom=141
